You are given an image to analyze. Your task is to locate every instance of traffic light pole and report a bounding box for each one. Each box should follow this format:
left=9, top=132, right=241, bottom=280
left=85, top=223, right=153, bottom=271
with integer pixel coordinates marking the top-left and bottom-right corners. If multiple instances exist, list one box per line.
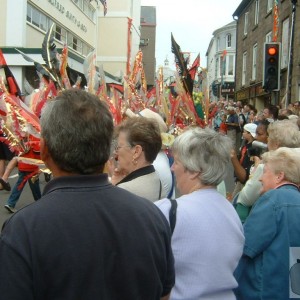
left=285, top=0, right=297, bottom=108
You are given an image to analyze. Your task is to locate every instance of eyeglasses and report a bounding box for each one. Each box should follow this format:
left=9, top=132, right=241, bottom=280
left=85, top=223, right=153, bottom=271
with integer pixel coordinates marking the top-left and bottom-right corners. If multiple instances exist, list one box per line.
left=115, top=145, right=132, bottom=152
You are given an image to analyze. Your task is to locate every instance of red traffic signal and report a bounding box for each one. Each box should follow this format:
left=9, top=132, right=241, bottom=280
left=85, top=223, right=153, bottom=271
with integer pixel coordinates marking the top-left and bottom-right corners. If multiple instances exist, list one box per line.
left=267, top=47, right=277, bottom=56
left=263, top=42, right=281, bottom=92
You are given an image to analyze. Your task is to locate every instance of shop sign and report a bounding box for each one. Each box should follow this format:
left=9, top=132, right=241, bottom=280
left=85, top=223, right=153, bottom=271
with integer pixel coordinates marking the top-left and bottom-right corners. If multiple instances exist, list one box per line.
left=236, top=89, right=249, bottom=101
left=48, top=0, right=88, bottom=33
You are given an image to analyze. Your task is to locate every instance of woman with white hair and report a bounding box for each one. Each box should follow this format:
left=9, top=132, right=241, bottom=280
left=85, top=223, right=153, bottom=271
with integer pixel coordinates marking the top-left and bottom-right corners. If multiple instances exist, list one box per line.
left=234, top=147, right=300, bottom=299
left=155, top=127, right=244, bottom=300
left=235, top=119, right=300, bottom=222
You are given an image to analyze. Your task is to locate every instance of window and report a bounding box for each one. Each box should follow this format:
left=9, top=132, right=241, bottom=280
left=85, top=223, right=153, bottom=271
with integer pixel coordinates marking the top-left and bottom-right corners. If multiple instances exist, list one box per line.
left=215, top=58, right=219, bottom=78
left=55, top=25, right=67, bottom=43
left=32, top=7, right=40, bottom=28
left=244, top=12, right=249, bottom=36
left=219, top=56, right=226, bottom=77
left=40, top=14, right=48, bottom=31
left=228, top=55, right=234, bottom=76
left=27, top=4, right=51, bottom=32
left=26, top=4, right=93, bottom=57
left=242, top=52, right=247, bottom=86
left=266, top=31, right=272, bottom=42
left=281, top=18, right=290, bottom=69
left=267, top=0, right=273, bottom=12
left=27, top=5, right=32, bottom=22
left=254, top=0, right=259, bottom=26
left=71, top=0, right=95, bottom=21
left=252, top=44, right=257, bottom=80
left=217, top=37, right=220, bottom=51
left=226, top=34, right=232, bottom=48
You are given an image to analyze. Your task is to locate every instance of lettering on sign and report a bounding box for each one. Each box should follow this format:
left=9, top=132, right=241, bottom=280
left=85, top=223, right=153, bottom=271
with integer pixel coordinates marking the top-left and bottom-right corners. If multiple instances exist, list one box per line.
left=48, top=0, right=87, bottom=33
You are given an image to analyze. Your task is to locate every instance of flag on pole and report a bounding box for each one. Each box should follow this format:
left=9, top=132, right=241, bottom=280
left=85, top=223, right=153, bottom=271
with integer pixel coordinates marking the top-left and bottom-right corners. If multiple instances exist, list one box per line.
left=0, top=49, right=22, bottom=97
left=272, top=0, right=279, bottom=42
left=188, top=53, right=200, bottom=81
left=221, top=50, right=227, bottom=87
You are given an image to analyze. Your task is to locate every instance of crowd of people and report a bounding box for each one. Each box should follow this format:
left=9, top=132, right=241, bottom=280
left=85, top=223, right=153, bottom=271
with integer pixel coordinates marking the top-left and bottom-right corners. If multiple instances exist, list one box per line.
left=1, top=83, right=300, bottom=299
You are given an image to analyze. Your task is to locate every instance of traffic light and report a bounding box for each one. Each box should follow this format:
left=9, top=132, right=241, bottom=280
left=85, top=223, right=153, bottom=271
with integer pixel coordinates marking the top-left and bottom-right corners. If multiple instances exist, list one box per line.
left=263, top=42, right=281, bottom=92
left=212, top=81, right=219, bottom=96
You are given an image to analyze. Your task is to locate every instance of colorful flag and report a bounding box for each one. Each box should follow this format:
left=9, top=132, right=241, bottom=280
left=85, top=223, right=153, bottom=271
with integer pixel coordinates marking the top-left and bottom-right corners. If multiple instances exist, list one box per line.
left=0, top=49, right=22, bottom=97
left=171, top=33, right=193, bottom=96
left=171, top=33, right=188, bottom=78
left=188, top=53, right=200, bottom=81
left=272, top=0, right=279, bottom=42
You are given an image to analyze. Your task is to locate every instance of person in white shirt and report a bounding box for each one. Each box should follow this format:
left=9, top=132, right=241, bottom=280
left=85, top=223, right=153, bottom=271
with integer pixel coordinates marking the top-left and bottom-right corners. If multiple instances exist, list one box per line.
left=156, top=127, right=244, bottom=300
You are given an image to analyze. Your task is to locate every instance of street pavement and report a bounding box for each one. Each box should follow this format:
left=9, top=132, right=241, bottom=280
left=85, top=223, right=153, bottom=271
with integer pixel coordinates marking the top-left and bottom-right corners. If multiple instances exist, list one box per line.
left=0, top=168, right=48, bottom=228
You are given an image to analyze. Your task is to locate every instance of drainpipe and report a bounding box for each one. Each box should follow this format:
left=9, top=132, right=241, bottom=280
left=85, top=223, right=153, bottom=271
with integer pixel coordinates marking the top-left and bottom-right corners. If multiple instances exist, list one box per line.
left=285, top=0, right=297, bottom=107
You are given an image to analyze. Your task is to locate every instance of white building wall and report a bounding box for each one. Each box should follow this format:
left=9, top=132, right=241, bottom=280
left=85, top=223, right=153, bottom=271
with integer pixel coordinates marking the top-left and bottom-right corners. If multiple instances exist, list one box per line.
left=1, top=0, right=144, bottom=91
left=96, top=0, right=141, bottom=77
left=6, top=0, right=27, bottom=47
left=206, top=21, right=237, bottom=101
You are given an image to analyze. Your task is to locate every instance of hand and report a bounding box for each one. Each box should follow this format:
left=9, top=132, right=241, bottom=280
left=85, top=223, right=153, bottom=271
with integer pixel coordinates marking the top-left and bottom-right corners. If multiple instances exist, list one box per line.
left=110, top=167, right=128, bottom=185
left=230, top=149, right=237, bottom=159
left=253, top=155, right=262, bottom=167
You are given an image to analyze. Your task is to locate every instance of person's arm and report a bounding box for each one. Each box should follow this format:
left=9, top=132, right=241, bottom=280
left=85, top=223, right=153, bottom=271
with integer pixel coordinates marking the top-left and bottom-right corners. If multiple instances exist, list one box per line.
left=237, top=164, right=264, bottom=207
left=243, top=192, right=277, bottom=258
left=2, top=156, right=18, bottom=181
left=231, top=149, right=247, bottom=183
left=0, top=224, right=34, bottom=300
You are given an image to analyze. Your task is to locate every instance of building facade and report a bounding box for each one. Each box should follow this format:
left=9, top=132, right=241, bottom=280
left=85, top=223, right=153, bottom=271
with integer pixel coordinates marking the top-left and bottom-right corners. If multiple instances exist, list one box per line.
left=0, top=0, right=142, bottom=91
left=140, top=6, right=156, bottom=87
left=206, top=21, right=237, bottom=102
left=97, top=0, right=141, bottom=77
left=0, top=0, right=99, bottom=89
left=233, top=0, right=299, bottom=109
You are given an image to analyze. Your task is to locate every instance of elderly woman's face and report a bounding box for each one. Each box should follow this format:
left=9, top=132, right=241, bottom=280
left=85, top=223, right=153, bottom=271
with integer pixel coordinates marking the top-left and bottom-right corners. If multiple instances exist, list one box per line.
left=260, top=163, right=279, bottom=194
left=115, top=131, right=135, bottom=174
left=171, top=154, right=191, bottom=195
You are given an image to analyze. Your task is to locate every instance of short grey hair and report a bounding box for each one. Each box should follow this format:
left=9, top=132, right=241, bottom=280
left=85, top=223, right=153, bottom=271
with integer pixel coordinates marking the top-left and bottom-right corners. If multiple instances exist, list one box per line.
left=172, top=127, right=232, bottom=186
left=268, top=120, right=300, bottom=148
left=262, top=147, right=300, bottom=185
left=40, top=89, right=114, bottom=174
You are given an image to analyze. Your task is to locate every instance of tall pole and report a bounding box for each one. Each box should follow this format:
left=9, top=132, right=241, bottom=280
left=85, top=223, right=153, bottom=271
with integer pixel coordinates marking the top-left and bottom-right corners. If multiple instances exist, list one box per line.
left=285, top=0, right=297, bottom=108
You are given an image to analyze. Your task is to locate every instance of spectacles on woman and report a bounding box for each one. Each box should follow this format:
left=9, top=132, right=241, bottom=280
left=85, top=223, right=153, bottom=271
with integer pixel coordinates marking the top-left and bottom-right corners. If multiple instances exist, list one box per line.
left=115, top=145, right=132, bottom=152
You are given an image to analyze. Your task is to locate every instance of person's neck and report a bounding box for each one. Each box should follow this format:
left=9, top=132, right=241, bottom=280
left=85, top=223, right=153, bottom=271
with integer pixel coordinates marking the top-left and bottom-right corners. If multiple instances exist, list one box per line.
left=275, top=181, right=299, bottom=189
left=188, top=182, right=214, bottom=194
left=131, top=161, right=152, bottom=173
left=44, top=159, right=101, bottom=178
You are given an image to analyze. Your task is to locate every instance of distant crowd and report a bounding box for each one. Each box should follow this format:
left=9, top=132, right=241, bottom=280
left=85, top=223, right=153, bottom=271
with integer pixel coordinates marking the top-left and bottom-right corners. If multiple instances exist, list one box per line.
left=1, top=90, right=300, bottom=299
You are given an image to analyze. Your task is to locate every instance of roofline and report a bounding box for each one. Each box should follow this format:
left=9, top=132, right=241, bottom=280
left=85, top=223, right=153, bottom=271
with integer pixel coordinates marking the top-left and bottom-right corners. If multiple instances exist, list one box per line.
left=232, top=0, right=251, bottom=19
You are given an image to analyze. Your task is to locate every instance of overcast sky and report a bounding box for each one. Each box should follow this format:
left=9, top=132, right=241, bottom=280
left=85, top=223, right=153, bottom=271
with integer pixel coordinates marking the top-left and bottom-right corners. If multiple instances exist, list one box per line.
left=140, top=0, right=242, bottom=69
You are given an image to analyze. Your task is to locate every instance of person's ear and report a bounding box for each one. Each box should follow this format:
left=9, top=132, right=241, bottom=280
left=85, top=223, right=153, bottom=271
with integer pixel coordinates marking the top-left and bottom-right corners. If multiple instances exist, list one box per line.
left=188, top=171, right=200, bottom=180
left=133, top=144, right=143, bottom=158
left=40, top=138, right=49, bottom=163
left=276, top=171, right=285, bottom=183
